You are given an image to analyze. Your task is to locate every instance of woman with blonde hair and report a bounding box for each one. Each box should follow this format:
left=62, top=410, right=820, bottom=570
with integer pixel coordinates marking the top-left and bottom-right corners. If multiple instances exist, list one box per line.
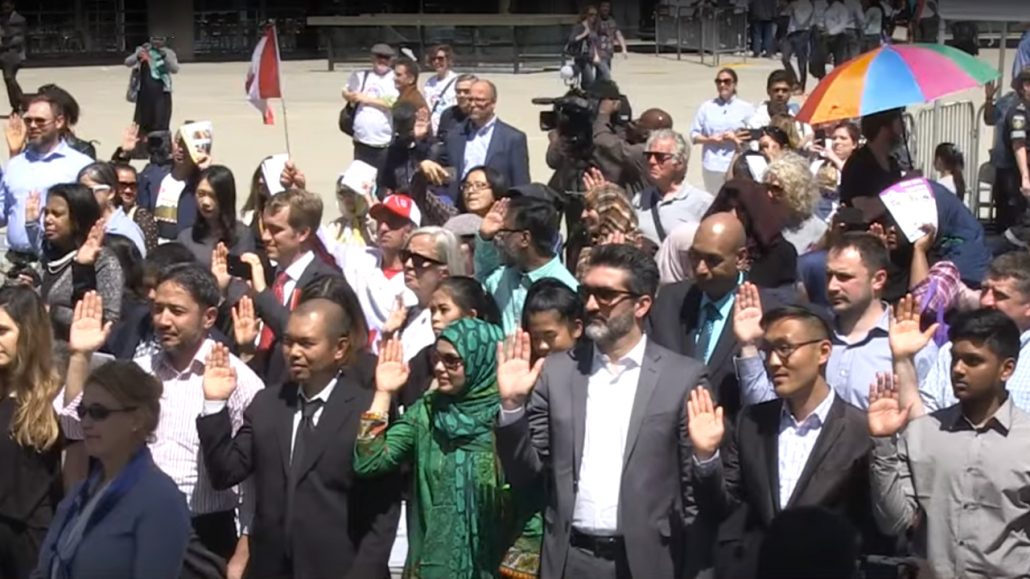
left=0, top=286, right=70, bottom=578
left=764, top=152, right=826, bottom=255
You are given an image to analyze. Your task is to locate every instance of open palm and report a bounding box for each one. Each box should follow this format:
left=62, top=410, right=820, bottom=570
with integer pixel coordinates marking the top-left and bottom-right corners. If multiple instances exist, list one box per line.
left=203, top=344, right=238, bottom=401
left=889, top=294, right=937, bottom=359
left=375, top=338, right=409, bottom=394
left=69, top=292, right=111, bottom=354
left=733, top=282, right=764, bottom=345
left=496, top=330, right=544, bottom=407
left=867, top=373, right=910, bottom=437
left=687, top=387, right=724, bottom=460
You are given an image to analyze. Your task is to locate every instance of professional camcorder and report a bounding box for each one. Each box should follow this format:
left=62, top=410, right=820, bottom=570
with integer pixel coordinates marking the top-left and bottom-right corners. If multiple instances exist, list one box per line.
left=532, top=89, right=596, bottom=151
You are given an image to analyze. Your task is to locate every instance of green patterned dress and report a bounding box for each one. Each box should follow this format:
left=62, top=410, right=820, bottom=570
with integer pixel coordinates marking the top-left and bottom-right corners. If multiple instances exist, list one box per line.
left=354, top=318, right=541, bottom=579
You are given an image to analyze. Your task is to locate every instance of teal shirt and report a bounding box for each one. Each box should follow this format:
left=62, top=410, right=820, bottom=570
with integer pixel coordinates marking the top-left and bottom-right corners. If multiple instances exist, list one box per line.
left=694, top=274, right=741, bottom=363
left=475, top=234, right=578, bottom=334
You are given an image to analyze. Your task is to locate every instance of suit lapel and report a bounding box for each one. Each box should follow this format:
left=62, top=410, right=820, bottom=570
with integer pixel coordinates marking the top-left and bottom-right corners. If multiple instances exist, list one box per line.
left=484, top=120, right=502, bottom=166
left=679, top=286, right=703, bottom=358
left=760, top=402, right=781, bottom=515
left=706, top=319, right=738, bottom=375
left=571, top=343, right=591, bottom=484
left=277, top=384, right=300, bottom=477
left=294, top=370, right=361, bottom=480
left=622, top=342, right=662, bottom=470
left=786, top=397, right=846, bottom=508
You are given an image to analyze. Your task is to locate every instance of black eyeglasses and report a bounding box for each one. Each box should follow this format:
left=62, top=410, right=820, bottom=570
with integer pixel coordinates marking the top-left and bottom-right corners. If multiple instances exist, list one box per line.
left=645, top=151, right=676, bottom=163
left=758, top=339, right=824, bottom=362
left=76, top=403, right=137, bottom=421
left=579, top=284, right=639, bottom=307
left=401, top=249, right=446, bottom=270
left=495, top=228, right=526, bottom=238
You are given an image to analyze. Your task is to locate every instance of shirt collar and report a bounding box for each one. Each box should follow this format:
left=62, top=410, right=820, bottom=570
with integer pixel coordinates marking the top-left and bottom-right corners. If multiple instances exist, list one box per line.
left=24, top=139, right=71, bottom=162
left=284, top=250, right=316, bottom=281
left=833, top=302, right=890, bottom=340
left=299, top=376, right=338, bottom=406
left=781, top=388, right=836, bottom=429
left=156, top=337, right=215, bottom=378
left=595, top=334, right=648, bottom=371
left=522, top=256, right=565, bottom=284
left=701, top=272, right=745, bottom=311
left=471, top=116, right=497, bottom=136
left=946, top=395, right=1015, bottom=435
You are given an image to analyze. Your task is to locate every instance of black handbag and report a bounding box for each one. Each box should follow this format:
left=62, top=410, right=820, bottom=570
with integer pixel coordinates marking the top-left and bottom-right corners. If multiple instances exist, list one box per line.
left=338, top=71, right=370, bottom=136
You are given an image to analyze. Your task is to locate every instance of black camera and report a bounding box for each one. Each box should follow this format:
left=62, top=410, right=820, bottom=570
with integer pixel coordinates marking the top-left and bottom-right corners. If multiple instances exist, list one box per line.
left=532, top=90, right=597, bottom=151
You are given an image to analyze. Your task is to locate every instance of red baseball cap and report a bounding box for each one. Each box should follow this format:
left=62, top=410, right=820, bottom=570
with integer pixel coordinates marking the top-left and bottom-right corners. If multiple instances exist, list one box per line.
left=370, top=194, right=422, bottom=227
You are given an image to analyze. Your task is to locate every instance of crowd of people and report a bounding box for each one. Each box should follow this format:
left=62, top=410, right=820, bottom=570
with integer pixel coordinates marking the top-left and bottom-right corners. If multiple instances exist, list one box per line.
left=1, top=14, right=1030, bottom=579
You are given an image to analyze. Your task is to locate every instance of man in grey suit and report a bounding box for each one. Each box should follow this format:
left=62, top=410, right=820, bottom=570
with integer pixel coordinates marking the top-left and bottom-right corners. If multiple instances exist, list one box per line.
left=495, top=244, right=711, bottom=579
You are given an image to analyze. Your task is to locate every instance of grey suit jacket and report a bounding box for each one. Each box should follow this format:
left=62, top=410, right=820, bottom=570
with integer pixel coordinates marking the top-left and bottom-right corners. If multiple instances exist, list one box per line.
left=496, top=338, right=712, bottom=579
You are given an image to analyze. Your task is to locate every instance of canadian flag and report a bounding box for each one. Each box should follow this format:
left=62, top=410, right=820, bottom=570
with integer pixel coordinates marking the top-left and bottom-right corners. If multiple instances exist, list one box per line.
left=245, top=26, right=282, bottom=125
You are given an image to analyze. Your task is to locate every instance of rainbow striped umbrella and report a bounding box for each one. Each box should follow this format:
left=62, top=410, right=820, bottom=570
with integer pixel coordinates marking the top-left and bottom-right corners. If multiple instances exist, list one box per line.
left=797, top=43, right=999, bottom=125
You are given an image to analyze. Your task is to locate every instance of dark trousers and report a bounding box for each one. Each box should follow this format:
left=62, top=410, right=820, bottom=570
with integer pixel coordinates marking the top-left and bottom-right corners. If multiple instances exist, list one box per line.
left=809, top=29, right=828, bottom=80
left=828, top=33, right=850, bottom=67
left=2, top=59, right=22, bottom=113
left=353, top=140, right=389, bottom=173
left=994, top=167, right=1027, bottom=233
left=750, top=20, right=776, bottom=57
left=0, top=517, right=45, bottom=579
left=565, top=545, right=633, bottom=579
left=191, top=510, right=238, bottom=562
left=781, top=31, right=811, bottom=90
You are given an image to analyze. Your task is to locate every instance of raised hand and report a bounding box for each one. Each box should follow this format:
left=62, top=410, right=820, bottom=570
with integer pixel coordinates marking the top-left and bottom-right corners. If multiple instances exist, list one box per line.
left=69, top=292, right=112, bottom=354
left=211, top=242, right=232, bottom=293
left=280, top=160, right=307, bottom=190
left=240, top=252, right=267, bottom=293
left=25, top=190, right=41, bottom=223
left=582, top=166, right=608, bottom=192
left=5, top=112, right=25, bottom=155
left=375, top=338, right=410, bottom=394
left=74, top=220, right=106, bottom=265
left=889, top=294, right=938, bottom=361
left=418, top=159, right=449, bottom=185
left=381, top=294, right=408, bottom=338
left=985, top=80, right=997, bottom=101
left=867, top=372, right=911, bottom=437
left=479, top=197, right=509, bottom=241
left=231, top=296, right=259, bottom=350
left=732, top=282, right=764, bottom=346
left=913, top=224, right=936, bottom=253
left=203, top=343, right=238, bottom=401
left=496, top=329, right=545, bottom=410
left=600, top=230, right=628, bottom=246
left=686, top=387, right=724, bottom=461
left=120, top=123, right=140, bottom=153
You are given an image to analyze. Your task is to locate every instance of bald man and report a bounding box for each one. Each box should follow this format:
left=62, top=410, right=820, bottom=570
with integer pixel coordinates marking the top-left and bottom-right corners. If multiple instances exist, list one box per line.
left=197, top=298, right=401, bottom=579
left=424, top=77, right=530, bottom=201
left=649, top=212, right=788, bottom=417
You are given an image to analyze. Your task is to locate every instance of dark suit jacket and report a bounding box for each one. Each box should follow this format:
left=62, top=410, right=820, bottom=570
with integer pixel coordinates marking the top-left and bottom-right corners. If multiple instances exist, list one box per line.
left=695, top=396, right=889, bottom=579
left=440, top=118, right=531, bottom=199
left=496, top=339, right=712, bottom=579
left=251, top=255, right=344, bottom=385
left=648, top=281, right=791, bottom=419
left=196, top=369, right=402, bottom=579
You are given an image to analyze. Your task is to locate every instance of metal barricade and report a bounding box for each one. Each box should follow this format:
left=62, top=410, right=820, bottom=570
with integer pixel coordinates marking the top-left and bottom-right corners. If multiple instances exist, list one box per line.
left=912, top=101, right=979, bottom=210
left=653, top=3, right=747, bottom=67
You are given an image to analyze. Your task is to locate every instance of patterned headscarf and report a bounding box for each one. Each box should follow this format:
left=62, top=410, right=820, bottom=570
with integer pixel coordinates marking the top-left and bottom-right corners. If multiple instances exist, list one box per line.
left=431, top=318, right=505, bottom=442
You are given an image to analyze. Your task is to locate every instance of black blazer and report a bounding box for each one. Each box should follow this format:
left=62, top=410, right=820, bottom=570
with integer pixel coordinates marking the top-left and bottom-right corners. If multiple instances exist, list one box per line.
left=695, top=396, right=891, bottom=579
left=195, top=368, right=402, bottom=579
left=439, top=118, right=531, bottom=200
left=648, top=281, right=791, bottom=419
left=251, top=256, right=345, bottom=385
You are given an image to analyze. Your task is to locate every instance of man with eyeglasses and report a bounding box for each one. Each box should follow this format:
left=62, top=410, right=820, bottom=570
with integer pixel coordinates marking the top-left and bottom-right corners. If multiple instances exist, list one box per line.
left=476, top=193, right=577, bottom=334
left=688, top=305, right=891, bottom=578
left=495, top=243, right=711, bottom=579
left=632, top=128, right=714, bottom=245
left=431, top=73, right=477, bottom=154
left=690, top=69, right=755, bottom=194
left=0, top=92, right=91, bottom=258
left=734, top=232, right=937, bottom=410
left=343, top=43, right=400, bottom=171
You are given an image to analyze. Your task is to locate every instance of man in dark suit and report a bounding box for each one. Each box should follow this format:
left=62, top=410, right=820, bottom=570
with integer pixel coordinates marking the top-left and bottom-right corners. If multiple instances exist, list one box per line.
left=419, top=79, right=531, bottom=202
left=197, top=298, right=401, bottom=579
left=650, top=213, right=789, bottom=419
left=496, top=244, right=711, bottom=579
left=241, top=188, right=343, bottom=383
left=687, top=305, right=890, bottom=579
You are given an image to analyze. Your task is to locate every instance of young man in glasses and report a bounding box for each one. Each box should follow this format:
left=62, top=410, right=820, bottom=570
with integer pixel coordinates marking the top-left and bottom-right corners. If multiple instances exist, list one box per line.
left=688, top=305, right=890, bottom=578
left=633, top=128, right=714, bottom=245
left=495, top=243, right=711, bottom=579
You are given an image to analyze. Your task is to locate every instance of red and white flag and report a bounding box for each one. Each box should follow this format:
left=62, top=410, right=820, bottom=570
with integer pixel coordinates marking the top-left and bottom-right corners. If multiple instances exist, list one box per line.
left=245, top=26, right=282, bottom=125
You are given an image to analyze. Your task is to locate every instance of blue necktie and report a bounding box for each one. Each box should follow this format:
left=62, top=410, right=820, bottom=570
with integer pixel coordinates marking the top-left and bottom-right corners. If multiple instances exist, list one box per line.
left=696, top=302, right=722, bottom=364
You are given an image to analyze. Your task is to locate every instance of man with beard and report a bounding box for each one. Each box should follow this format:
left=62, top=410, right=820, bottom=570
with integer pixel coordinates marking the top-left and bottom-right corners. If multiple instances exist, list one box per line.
left=735, top=232, right=936, bottom=409
left=476, top=194, right=578, bottom=333
left=495, top=244, right=711, bottom=579
left=838, top=108, right=905, bottom=204
left=0, top=92, right=91, bottom=256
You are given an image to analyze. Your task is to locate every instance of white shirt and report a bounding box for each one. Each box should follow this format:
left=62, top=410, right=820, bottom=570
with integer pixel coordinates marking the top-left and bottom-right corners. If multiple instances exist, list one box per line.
left=280, top=250, right=316, bottom=307
left=778, top=389, right=835, bottom=508
left=154, top=173, right=187, bottom=237
left=348, top=69, right=399, bottom=147
left=787, top=0, right=814, bottom=33
left=290, top=379, right=337, bottom=456
left=573, top=335, right=648, bottom=535
left=824, top=2, right=851, bottom=35
left=423, top=70, right=458, bottom=134
left=864, top=6, right=883, bottom=35
left=812, top=0, right=829, bottom=30
left=844, top=0, right=865, bottom=31
left=463, top=116, right=498, bottom=178
left=747, top=100, right=814, bottom=149
left=400, top=308, right=436, bottom=364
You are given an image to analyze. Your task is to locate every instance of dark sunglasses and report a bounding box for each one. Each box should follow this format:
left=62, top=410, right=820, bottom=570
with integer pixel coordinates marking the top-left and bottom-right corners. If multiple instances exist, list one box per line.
left=430, top=350, right=464, bottom=370
left=579, top=284, right=639, bottom=306
left=76, top=403, right=137, bottom=421
left=401, top=249, right=446, bottom=270
left=645, top=151, right=676, bottom=163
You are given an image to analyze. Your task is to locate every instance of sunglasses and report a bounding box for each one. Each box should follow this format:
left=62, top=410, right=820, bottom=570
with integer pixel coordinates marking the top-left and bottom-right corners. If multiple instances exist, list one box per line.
left=401, top=249, right=446, bottom=270
left=76, top=403, right=137, bottom=421
left=431, top=351, right=464, bottom=370
left=579, top=284, right=639, bottom=307
left=645, top=151, right=676, bottom=163
left=431, top=55, right=447, bottom=62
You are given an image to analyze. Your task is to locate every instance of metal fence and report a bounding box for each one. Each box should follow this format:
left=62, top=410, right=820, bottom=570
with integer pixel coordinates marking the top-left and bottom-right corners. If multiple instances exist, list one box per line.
left=654, top=4, right=748, bottom=67
left=911, top=100, right=983, bottom=216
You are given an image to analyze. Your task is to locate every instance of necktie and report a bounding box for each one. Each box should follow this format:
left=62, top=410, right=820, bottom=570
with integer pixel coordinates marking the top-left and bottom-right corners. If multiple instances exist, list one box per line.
left=285, top=397, right=324, bottom=556
left=696, top=302, right=722, bottom=364
left=258, top=270, right=289, bottom=351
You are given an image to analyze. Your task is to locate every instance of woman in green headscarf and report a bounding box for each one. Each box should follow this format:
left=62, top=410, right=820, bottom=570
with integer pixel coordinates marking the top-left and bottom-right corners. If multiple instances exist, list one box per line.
left=355, top=317, right=540, bottom=579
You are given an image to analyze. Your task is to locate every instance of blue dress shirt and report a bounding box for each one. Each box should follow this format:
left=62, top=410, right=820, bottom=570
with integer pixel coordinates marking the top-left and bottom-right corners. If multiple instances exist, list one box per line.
left=0, top=140, right=93, bottom=253
left=462, top=116, right=497, bottom=179
left=690, top=96, right=755, bottom=173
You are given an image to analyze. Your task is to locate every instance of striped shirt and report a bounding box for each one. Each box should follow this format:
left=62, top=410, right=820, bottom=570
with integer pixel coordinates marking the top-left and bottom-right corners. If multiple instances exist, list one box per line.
left=778, top=389, right=835, bottom=508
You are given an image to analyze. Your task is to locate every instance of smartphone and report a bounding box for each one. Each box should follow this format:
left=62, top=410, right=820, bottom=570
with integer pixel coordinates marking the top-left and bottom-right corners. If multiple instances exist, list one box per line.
left=227, top=255, right=252, bottom=280
left=747, top=128, right=763, bottom=141
left=814, top=128, right=828, bottom=141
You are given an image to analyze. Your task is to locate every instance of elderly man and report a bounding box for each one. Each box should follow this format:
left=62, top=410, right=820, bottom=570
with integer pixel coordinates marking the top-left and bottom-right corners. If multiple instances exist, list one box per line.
left=633, top=128, right=714, bottom=244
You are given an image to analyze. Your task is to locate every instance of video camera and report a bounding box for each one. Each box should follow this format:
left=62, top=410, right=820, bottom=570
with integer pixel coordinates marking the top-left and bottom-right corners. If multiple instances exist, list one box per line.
left=532, top=89, right=597, bottom=153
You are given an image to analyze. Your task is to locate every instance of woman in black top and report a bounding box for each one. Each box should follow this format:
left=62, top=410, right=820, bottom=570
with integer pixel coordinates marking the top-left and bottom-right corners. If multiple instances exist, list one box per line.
left=176, top=165, right=257, bottom=268
left=0, top=286, right=69, bottom=578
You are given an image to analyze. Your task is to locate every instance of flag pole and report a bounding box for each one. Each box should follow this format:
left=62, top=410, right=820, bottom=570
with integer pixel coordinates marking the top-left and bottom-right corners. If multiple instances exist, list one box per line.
left=270, top=21, right=292, bottom=157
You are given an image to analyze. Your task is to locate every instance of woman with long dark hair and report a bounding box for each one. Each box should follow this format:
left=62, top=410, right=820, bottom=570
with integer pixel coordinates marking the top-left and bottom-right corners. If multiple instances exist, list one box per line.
left=933, top=142, right=967, bottom=200
left=37, top=183, right=124, bottom=341
left=176, top=165, right=257, bottom=267
left=0, top=286, right=69, bottom=579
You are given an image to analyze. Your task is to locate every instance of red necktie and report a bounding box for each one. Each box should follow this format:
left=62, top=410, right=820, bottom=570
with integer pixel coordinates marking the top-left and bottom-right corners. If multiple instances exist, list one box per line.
left=258, top=270, right=289, bottom=351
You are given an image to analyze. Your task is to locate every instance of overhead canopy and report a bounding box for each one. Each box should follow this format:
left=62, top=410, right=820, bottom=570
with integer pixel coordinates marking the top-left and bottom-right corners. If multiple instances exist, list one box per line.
left=938, top=0, right=1028, bottom=22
